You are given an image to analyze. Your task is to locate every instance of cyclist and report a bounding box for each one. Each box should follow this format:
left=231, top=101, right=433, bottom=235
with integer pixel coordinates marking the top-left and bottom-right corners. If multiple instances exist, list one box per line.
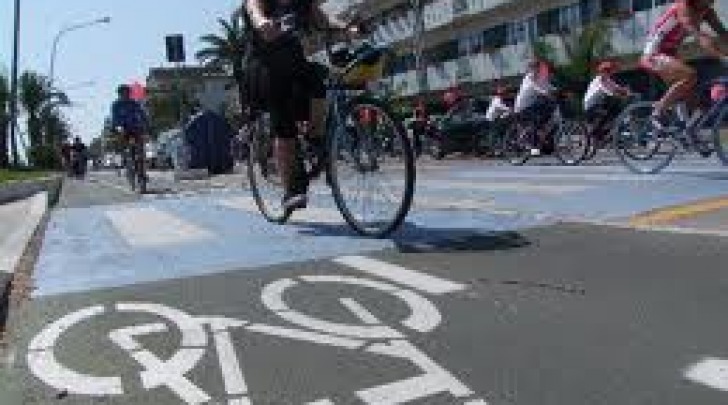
left=584, top=61, right=633, bottom=136
left=111, top=84, right=149, bottom=183
left=486, top=86, right=512, bottom=122
left=485, top=86, right=512, bottom=156
left=515, top=59, right=558, bottom=156
left=640, top=0, right=728, bottom=129
left=243, top=0, right=359, bottom=212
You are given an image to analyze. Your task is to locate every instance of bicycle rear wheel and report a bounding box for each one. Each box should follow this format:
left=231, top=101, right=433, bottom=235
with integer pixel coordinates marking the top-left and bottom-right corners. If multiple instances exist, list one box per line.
left=247, top=112, right=291, bottom=224
left=612, top=101, right=677, bottom=174
left=329, top=97, right=415, bottom=238
left=712, top=104, right=728, bottom=165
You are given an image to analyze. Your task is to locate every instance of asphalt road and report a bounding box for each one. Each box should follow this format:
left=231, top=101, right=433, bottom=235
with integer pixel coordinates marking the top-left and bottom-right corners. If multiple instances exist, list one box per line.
left=3, top=224, right=728, bottom=404
left=3, top=160, right=728, bottom=404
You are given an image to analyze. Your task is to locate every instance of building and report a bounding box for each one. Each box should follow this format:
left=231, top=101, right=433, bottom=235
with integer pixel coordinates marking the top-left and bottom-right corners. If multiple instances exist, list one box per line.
left=327, top=0, right=728, bottom=98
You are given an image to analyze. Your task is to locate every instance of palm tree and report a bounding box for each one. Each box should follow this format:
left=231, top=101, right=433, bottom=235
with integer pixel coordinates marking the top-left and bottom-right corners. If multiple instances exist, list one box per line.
left=40, top=107, right=70, bottom=148
left=0, top=72, right=9, bottom=168
left=196, top=15, right=250, bottom=115
left=19, top=71, right=52, bottom=149
left=533, top=20, right=613, bottom=93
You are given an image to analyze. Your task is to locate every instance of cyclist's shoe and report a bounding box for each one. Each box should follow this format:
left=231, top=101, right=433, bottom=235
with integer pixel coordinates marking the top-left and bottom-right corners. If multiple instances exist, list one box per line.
left=282, top=193, right=308, bottom=212
left=530, top=148, right=542, bottom=156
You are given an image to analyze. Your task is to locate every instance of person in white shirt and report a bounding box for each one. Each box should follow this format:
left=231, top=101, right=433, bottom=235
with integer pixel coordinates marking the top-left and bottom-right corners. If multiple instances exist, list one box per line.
left=584, top=61, right=633, bottom=141
left=584, top=61, right=632, bottom=116
left=486, top=86, right=512, bottom=122
left=515, top=60, right=558, bottom=155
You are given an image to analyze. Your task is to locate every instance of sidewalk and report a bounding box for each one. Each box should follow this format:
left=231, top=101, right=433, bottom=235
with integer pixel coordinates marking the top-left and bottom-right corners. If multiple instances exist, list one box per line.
left=0, top=193, right=47, bottom=302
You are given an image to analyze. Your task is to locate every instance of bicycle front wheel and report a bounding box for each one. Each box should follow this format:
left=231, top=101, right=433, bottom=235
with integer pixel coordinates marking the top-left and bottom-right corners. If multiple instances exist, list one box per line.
left=712, top=104, right=728, bottom=165
left=612, top=101, right=677, bottom=174
left=247, top=112, right=291, bottom=224
left=329, top=97, right=415, bottom=238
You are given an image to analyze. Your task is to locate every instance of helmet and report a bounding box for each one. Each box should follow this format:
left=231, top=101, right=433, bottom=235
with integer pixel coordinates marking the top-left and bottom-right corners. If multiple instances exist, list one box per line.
left=597, top=60, right=618, bottom=74
left=117, top=84, right=131, bottom=95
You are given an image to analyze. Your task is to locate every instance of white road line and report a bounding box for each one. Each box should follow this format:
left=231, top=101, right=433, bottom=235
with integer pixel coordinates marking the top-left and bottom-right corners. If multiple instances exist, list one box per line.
left=307, top=400, right=336, bottom=405
left=685, top=357, right=728, bottom=391
left=29, top=306, right=106, bottom=351
left=106, top=207, right=214, bottom=248
left=340, top=298, right=381, bottom=325
left=245, top=324, right=365, bottom=350
left=109, top=323, right=167, bottom=351
left=334, top=256, right=467, bottom=295
left=213, top=330, right=249, bottom=398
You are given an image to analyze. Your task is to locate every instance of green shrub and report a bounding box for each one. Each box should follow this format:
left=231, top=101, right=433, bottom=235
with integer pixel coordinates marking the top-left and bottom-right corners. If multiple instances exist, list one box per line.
left=27, top=145, right=61, bottom=170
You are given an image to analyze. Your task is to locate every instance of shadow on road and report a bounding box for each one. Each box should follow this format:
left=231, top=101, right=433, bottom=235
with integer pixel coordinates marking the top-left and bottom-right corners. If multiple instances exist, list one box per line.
left=292, top=220, right=531, bottom=254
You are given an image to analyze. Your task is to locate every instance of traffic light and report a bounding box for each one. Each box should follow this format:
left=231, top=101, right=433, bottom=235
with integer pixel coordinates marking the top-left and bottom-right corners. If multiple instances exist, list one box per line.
left=165, top=34, right=185, bottom=63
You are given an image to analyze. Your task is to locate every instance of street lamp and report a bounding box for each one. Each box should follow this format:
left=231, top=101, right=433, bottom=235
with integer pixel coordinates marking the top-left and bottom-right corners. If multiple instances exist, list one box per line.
left=9, top=0, right=21, bottom=165
left=49, top=16, right=112, bottom=89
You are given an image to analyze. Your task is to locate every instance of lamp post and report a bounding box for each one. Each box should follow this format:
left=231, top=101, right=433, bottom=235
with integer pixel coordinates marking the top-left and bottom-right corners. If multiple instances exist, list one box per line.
left=9, top=0, right=21, bottom=165
left=49, top=16, right=111, bottom=89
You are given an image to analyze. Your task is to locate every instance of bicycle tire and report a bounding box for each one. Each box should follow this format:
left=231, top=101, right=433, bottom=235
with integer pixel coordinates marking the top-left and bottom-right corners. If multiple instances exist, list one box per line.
left=712, top=104, right=728, bottom=165
left=612, top=101, right=676, bottom=174
left=328, top=96, right=415, bottom=238
left=247, top=113, right=292, bottom=224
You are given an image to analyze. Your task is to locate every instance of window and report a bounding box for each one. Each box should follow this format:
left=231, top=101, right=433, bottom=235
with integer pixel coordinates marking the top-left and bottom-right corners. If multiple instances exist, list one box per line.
left=453, top=0, right=468, bottom=15
left=558, top=4, right=582, bottom=32
left=580, top=0, right=601, bottom=23
left=507, top=17, right=537, bottom=46
left=482, top=24, right=507, bottom=51
left=538, top=8, right=561, bottom=36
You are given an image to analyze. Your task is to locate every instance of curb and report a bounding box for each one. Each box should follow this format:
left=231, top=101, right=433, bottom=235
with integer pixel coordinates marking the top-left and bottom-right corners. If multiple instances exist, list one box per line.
left=0, top=192, right=49, bottom=330
left=0, top=175, right=63, bottom=206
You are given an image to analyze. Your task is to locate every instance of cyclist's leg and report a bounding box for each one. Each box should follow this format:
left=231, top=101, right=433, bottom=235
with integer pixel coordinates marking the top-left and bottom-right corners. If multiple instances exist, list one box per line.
left=646, top=54, right=698, bottom=122
left=270, top=78, right=308, bottom=209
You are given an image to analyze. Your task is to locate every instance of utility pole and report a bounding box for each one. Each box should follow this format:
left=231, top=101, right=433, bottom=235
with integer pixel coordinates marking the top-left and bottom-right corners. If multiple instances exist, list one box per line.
left=9, top=0, right=21, bottom=165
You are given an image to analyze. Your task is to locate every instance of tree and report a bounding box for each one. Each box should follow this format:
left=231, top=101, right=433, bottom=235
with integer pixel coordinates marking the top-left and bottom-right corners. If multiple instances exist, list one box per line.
left=19, top=71, right=52, bottom=149
left=0, top=72, right=9, bottom=168
left=196, top=15, right=250, bottom=118
left=533, top=20, right=613, bottom=94
left=40, top=107, right=70, bottom=148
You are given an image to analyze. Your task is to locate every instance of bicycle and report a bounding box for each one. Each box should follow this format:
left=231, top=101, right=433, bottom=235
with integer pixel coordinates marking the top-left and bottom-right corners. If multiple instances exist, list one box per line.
left=502, top=93, right=589, bottom=166
left=246, top=32, right=416, bottom=238
left=119, top=129, right=147, bottom=194
left=613, top=74, right=728, bottom=174
left=580, top=95, right=638, bottom=162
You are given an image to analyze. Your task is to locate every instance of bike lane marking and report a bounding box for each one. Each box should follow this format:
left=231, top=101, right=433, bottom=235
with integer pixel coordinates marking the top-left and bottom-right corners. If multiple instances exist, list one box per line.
left=685, top=357, right=728, bottom=392
left=26, top=257, right=490, bottom=404
left=106, top=206, right=214, bottom=248
left=333, top=255, right=467, bottom=295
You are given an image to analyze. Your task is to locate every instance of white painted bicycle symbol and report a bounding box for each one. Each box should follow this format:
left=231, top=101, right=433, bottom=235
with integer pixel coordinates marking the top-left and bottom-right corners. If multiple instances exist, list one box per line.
left=27, top=256, right=489, bottom=404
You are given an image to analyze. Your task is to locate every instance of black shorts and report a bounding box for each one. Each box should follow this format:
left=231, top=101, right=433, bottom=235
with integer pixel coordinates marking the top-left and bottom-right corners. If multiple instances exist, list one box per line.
left=521, top=96, right=555, bottom=127
left=120, top=127, right=144, bottom=144
left=247, top=49, right=327, bottom=139
left=585, top=96, right=623, bottom=123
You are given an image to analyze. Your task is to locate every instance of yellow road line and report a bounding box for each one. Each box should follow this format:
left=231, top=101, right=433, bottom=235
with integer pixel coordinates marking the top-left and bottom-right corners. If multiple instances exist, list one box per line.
left=629, top=196, right=728, bottom=227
